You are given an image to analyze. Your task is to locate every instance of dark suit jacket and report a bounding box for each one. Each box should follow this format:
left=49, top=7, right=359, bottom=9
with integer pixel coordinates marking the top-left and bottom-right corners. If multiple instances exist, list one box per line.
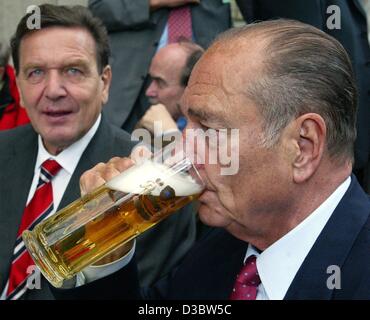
left=88, top=0, right=231, bottom=132
left=0, top=116, right=196, bottom=299
left=236, top=0, right=370, bottom=175
left=53, top=175, right=370, bottom=300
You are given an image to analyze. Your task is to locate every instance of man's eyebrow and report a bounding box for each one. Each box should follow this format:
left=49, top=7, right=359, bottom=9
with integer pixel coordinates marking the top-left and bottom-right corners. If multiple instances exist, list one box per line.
left=151, top=75, right=166, bottom=84
left=22, top=59, right=90, bottom=70
left=187, top=107, right=224, bottom=125
left=62, top=59, right=90, bottom=68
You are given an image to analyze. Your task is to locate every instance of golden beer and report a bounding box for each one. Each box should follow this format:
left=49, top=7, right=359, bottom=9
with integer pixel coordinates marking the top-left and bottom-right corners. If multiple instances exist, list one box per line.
left=22, top=160, right=203, bottom=288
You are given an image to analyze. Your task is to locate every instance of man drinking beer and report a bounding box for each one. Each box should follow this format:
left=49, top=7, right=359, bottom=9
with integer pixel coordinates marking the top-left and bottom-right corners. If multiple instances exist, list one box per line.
left=55, top=19, right=370, bottom=299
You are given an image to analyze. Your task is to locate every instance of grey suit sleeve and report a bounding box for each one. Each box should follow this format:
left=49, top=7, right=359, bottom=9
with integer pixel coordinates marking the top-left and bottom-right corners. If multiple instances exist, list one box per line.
left=88, top=0, right=151, bottom=31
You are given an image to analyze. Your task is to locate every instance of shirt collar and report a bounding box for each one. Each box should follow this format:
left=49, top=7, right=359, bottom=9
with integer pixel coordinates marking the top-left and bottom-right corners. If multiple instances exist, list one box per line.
left=246, top=176, right=351, bottom=300
left=35, top=114, right=101, bottom=174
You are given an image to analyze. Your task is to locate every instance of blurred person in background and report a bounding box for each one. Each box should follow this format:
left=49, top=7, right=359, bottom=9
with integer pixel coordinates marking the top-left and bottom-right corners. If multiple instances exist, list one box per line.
left=0, top=40, right=29, bottom=130
left=88, top=0, right=232, bottom=133
left=136, top=40, right=204, bottom=138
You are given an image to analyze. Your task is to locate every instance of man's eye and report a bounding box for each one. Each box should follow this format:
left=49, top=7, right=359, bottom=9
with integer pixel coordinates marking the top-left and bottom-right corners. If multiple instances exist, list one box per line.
left=66, top=68, right=82, bottom=76
left=28, top=69, right=44, bottom=78
left=157, top=80, right=166, bottom=89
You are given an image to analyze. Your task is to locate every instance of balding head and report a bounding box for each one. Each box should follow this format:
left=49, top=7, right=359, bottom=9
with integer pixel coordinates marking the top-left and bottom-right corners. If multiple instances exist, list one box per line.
left=146, top=41, right=204, bottom=119
left=193, top=19, right=357, bottom=164
left=155, top=43, right=189, bottom=71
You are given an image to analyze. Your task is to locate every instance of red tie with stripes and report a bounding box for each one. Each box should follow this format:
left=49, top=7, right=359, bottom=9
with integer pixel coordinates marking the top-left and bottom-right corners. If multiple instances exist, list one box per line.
left=230, top=255, right=261, bottom=300
left=5, top=159, right=61, bottom=300
left=168, top=5, right=192, bottom=43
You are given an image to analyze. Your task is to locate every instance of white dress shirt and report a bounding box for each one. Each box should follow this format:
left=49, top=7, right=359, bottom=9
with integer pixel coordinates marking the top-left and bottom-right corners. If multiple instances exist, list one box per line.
left=27, top=115, right=101, bottom=210
left=244, top=176, right=351, bottom=300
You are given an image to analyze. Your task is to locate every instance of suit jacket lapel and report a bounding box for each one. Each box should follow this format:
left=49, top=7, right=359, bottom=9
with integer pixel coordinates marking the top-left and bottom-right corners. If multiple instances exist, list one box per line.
left=0, top=127, right=38, bottom=291
left=170, top=228, right=248, bottom=299
left=207, top=232, right=249, bottom=299
left=285, top=176, right=370, bottom=299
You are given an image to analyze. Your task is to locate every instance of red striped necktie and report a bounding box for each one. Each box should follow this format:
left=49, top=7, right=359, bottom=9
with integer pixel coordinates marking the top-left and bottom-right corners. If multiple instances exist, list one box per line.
left=168, top=5, right=192, bottom=43
left=5, top=159, right=61, bottom=300
left=230, top=255, right=261, bottom=300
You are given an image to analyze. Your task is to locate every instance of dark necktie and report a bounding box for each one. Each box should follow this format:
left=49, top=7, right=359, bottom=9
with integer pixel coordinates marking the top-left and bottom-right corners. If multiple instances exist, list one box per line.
left=230, top=255, right=261, bottom=300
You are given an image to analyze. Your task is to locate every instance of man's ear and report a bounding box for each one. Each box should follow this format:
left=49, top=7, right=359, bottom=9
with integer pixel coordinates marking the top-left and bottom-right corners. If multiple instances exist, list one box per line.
left=101, top=65, right=112, bottom=105
left=292, top=113, right=326, bottom=183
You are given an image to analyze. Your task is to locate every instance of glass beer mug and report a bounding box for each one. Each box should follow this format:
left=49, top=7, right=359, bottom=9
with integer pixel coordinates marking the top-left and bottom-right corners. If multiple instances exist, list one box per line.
left=22, top=156, right=204, bottom=288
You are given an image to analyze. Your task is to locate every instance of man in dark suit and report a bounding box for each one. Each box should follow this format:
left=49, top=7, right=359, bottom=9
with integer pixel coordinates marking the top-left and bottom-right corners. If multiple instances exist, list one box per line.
left=54, top=20, right=370, bottom=300
left=88, top=0, right=232, bottom=133
left=236, top=0, right=370, bottom=192
left=0, top=4, right=196, bottom=300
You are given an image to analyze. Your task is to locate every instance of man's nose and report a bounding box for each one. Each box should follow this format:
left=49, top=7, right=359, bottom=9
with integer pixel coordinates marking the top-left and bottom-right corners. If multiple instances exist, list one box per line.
left=145, top=81, right=157, bottom=98
left=44, top=70, right=67, bottom=100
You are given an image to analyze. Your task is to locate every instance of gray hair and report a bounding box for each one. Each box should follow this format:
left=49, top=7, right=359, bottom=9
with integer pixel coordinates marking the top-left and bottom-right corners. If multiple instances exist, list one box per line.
left=214, top=20, right=357, bottom=163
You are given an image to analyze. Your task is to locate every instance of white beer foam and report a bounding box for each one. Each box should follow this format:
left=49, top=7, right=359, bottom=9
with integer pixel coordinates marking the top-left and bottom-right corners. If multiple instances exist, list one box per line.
left=106, top=161, right=203, bottom=197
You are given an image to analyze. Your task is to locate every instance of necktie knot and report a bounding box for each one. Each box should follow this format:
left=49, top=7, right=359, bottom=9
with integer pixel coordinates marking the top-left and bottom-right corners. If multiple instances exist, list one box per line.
left=230, top=255, right=261, bottom=300
left=235, top=255, right=261, bottom=287
left=41, top=159, right=61, bottom=178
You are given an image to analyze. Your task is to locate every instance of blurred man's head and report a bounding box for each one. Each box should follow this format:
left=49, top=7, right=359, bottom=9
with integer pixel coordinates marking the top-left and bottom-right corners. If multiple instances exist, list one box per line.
left=181, top=20, right=357, bottom=249
left=11, top=4, right=112, bottom=155
left=0, top=41, right=10, bottom=81
left=146, top=41, right=204, bottom=120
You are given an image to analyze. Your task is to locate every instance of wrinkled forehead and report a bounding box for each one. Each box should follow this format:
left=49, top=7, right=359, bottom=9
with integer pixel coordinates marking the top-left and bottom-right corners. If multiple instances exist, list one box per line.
left=181, top=39, right=266, bottom=126
left=18, top=27, right=98, bottom=68
left=183, top=47, right=254, bottom=100
left=182, top=55, right=224, bottom=108
left=188, top=38, right=264, bottom=91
